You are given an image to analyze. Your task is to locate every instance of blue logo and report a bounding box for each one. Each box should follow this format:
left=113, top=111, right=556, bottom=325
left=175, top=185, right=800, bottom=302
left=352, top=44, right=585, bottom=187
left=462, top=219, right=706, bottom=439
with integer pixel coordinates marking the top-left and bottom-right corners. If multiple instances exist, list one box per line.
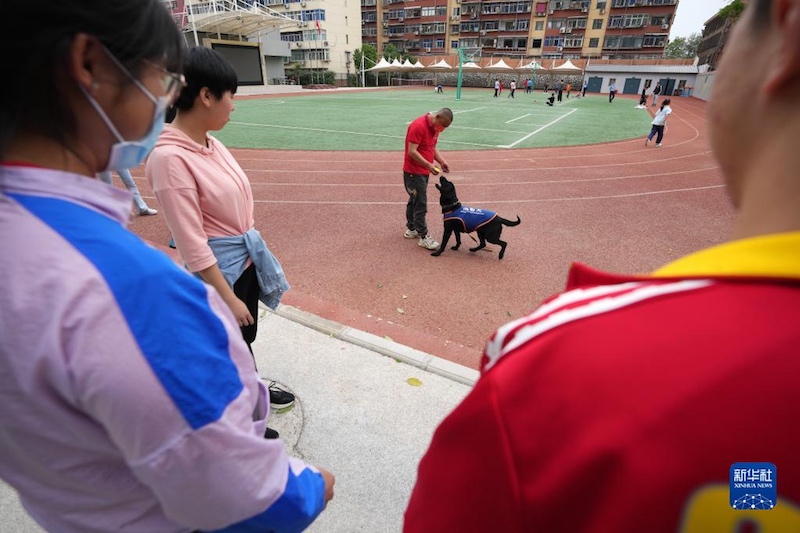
left=730, top=463, right=777, bottom=510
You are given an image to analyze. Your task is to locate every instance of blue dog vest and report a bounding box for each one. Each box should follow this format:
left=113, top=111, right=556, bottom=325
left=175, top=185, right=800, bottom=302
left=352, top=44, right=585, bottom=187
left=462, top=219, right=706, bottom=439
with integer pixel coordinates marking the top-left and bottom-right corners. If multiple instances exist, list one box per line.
left=443, top=206, right=497, bottom=233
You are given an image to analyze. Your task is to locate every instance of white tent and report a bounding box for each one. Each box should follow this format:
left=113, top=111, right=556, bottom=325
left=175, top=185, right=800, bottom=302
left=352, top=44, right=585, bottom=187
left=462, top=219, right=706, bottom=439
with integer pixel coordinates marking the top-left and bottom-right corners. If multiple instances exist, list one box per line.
left=413, top=60, right=425, bottom=68
left=389, top=58, right=405, bottom=70
left=426, top=58, right=454, bottom=70
left=517, top=60, right=547, bottom=72
left=484, top=58, right=514, bottom=71
left=551, top=59, right=583, bottom=73
left=402, top=59, right=415, bottom=69
left=366, top=57, right=393, bottom=72
left=461, top=61, right=482, bottom=70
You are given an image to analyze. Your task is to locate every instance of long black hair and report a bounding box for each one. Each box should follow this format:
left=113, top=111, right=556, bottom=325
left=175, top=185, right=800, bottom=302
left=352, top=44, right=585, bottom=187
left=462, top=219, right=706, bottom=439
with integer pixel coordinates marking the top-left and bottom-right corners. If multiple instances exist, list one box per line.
left=660, top=98, right=672, bottom=112
left=0, top=0, right=184, bottom=159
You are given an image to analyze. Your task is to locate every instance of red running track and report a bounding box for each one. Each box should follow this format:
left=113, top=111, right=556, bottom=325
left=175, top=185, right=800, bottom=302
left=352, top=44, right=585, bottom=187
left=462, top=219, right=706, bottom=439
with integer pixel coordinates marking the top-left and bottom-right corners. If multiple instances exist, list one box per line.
left=130, top=95, right=734, bottom=369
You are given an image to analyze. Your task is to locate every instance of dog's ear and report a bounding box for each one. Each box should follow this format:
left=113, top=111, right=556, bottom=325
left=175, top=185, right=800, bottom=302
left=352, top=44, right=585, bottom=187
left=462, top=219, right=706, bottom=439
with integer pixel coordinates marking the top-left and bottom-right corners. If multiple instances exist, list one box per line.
left=435, top=183, right=441, bottom=191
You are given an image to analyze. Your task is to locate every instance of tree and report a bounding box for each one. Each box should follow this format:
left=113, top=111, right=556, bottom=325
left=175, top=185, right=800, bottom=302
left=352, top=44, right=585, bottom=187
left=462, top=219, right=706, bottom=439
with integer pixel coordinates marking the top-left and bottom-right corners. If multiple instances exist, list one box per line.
left=718, top=0, right=746, bottom=22
left=664, top=32, right=702, bottom=59
left=353, top=44, right=378, bottom=86
left=382, top=43, right=400, bottom=61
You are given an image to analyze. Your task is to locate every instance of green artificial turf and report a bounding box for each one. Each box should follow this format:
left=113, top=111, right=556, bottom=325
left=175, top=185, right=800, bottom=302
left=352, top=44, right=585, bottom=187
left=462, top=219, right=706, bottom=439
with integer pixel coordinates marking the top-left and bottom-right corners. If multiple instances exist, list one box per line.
left=216, top=88, right=653, bottom=151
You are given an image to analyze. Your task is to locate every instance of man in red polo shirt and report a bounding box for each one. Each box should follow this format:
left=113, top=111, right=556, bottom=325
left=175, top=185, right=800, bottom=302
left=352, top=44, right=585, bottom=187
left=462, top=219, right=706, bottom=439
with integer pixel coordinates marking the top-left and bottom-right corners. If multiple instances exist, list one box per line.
left=405, top=0, right=800, bottom=530
left=403, top=108, right=453, bottom=250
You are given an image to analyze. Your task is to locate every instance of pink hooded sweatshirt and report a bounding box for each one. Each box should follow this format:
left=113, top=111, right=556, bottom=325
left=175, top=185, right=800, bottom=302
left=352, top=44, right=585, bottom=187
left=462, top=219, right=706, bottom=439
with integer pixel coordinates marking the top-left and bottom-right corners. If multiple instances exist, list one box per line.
left=146, top=125, right=255, bottom=273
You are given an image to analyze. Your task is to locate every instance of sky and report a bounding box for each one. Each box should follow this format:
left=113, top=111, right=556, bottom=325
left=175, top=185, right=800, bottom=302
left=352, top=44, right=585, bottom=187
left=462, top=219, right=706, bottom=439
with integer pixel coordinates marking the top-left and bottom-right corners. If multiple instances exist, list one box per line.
left=670, top=0, right=732, bottom=39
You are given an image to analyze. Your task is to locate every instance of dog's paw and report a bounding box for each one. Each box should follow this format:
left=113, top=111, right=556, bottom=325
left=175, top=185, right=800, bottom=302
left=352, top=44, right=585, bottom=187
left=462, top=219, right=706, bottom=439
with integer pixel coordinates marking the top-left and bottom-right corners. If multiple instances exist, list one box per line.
left=451, top=245, right=459, bottom=250
left=431, top=251, right=442, bottom=257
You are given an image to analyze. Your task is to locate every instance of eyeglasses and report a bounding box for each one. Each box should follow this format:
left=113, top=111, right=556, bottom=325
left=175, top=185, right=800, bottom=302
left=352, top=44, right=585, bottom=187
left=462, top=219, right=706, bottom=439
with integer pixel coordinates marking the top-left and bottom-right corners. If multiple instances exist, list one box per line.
left=141, top=59, right=186, bottom=104
left=99, top=42, right=186, bottom=104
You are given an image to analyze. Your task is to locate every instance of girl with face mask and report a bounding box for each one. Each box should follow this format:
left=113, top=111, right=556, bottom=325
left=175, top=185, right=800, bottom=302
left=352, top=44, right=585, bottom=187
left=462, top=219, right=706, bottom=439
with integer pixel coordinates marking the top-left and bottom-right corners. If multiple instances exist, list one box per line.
left=0, top=1, right=333, bottom=531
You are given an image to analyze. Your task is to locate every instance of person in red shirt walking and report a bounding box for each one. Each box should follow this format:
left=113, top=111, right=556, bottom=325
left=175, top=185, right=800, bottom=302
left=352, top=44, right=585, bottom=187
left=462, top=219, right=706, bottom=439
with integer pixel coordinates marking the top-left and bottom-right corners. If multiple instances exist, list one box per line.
left=405, top=0, right=800, bottom=530
left=403, top=108, right=453, bottom=250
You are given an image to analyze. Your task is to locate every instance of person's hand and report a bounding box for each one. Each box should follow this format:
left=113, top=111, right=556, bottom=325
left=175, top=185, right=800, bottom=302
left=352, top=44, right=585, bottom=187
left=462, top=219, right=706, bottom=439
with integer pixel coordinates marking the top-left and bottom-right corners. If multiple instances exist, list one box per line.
left=430, top=164, right=441, bottom=176
left=441, top=162, right=450, bottom=173
left=227, top=297, right=254, bottom=328
left=319, top=467, right=335, bottom=507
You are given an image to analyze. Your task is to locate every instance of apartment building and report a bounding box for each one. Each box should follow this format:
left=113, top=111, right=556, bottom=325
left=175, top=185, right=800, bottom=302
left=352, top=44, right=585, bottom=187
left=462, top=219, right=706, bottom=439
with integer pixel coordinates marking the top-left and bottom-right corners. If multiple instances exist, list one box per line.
left=163, top=0, right=362, bottom=81
left=696, top=0, right=747, bottom=70
left=362, top=0, right=679, bottom=60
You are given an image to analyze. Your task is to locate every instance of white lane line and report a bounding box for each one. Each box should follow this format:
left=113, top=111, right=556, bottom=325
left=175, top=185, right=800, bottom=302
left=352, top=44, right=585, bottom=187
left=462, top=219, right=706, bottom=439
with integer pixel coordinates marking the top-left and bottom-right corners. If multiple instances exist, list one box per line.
left=244, top=166, right=720, bottom=186
left=250, top=185, right=725, bottom=205
left=506, top=113, right=531, bottom=124
left=498, top=108, right=579, bottom=148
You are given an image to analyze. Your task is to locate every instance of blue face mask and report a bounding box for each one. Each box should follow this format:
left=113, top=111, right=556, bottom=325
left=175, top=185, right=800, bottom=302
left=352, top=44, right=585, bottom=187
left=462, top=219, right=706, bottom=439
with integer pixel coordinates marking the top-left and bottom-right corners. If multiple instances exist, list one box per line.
left=81, top=50, right=170, bottom=172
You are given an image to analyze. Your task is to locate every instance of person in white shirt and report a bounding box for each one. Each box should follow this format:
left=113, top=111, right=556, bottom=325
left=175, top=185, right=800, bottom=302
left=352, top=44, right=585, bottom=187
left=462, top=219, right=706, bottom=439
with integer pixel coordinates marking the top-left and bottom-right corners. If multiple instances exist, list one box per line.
left=646, top=98, right=673, bottom=147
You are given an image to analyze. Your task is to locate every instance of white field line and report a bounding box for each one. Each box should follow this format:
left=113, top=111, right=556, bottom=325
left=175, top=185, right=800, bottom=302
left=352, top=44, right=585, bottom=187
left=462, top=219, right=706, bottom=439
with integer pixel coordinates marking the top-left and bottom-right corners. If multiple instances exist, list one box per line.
left=453, top=107, right=488, bottom=115
left=406, top=106, right=488, bottom=124
left=498, top=108, right=578, bottom=148
left=229, top=121, right=498, bottom=148
left=506, top=113, right=531, bottom=124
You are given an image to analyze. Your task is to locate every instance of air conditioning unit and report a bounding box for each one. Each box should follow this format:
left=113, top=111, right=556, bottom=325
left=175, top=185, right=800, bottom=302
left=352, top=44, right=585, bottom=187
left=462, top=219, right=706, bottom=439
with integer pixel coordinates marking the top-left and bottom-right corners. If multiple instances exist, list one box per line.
left=661, top=23, right=669, bottom=29
left=480, top=29, right=486, bottom=35
left=399, top=17, right=404, bottom=21
left=413, top=31, right=419, bottom=35
left=599, top=8, right=605, bottom=14
left=323, top=41, right=329, bottom=45
left=296, top=42, right=304, bottom=47
left=548, top=9, right=554, bottom=14
left=300, top=1, right=306, bottom=6
left=557, top=46, right=563, bottom=51
left=424, top=47, right=431, bottom=52
left=451, top=15, right=459, bottom=20
left=323, top=58, right=330, bottom=62
left=303, top=21, right=308, bottom=26
left=582, top=7, right=588, bottom=12
left=362, top=20, right=365, bottom=25
left=382, top=22, right=388, bottom=27
left=559, top=27, right=567, bottom=33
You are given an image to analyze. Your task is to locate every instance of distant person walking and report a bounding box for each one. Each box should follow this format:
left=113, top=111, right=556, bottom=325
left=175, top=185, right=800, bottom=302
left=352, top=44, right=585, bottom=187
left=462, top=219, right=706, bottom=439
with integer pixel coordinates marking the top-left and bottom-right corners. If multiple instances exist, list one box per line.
left=494, top=79, right=500, bottom=97
left=645, top=98, right=672, bottom=147
left=636, top=87, right=648, bottom=108
left=526, top=78, right=533, bottom=93
left=608, top=81, right=617, bottom=103
left=508, top=80, right=516, bottom=98
left=582, top=78, right=588, bottom=97
left=556, top=79, right=563, bottom=102
left=652, top=82, right=663, bottom=106
left=403, top=108, right=453, bottom=250
left=566, top=82, right=572, bottom=98
left=99, top=169, right=157, bottom=216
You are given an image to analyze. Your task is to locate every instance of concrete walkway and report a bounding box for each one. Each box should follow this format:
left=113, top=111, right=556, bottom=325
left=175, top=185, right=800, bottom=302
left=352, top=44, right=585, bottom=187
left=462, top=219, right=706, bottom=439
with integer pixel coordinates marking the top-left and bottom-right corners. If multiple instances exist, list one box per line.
left=0, top=306, right=477, bottom=532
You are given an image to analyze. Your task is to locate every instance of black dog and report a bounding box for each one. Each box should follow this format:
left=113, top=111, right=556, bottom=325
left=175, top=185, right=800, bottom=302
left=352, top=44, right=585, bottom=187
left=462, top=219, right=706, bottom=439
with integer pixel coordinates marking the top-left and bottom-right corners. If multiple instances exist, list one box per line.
left=432, top=176, right=520, bottom=260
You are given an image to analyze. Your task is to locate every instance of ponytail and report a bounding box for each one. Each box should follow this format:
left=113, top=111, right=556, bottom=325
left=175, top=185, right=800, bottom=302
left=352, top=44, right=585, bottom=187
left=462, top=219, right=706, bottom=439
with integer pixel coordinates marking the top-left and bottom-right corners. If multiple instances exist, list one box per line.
left=660, top=98, right=671, bottom=112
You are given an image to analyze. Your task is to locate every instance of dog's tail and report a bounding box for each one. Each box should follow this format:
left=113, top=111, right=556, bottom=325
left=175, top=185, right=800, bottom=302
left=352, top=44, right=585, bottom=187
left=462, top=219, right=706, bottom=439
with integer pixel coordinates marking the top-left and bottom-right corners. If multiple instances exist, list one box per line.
left=500, top=216, right=521, bottom=227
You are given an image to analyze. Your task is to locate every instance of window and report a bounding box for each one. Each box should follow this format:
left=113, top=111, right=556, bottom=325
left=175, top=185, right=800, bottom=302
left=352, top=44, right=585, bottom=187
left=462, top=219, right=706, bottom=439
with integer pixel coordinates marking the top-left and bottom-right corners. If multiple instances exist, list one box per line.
left=535, top=21, right=544, bottom=30
left=642, top=34, right=668, bottom=47
left=532, top=38, right=543, bottom=48
left=567, top=17, right=587, bottom=29
left=588, top=37, right=599, bottom=47
left=592, top=18, right=602, bottom=29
